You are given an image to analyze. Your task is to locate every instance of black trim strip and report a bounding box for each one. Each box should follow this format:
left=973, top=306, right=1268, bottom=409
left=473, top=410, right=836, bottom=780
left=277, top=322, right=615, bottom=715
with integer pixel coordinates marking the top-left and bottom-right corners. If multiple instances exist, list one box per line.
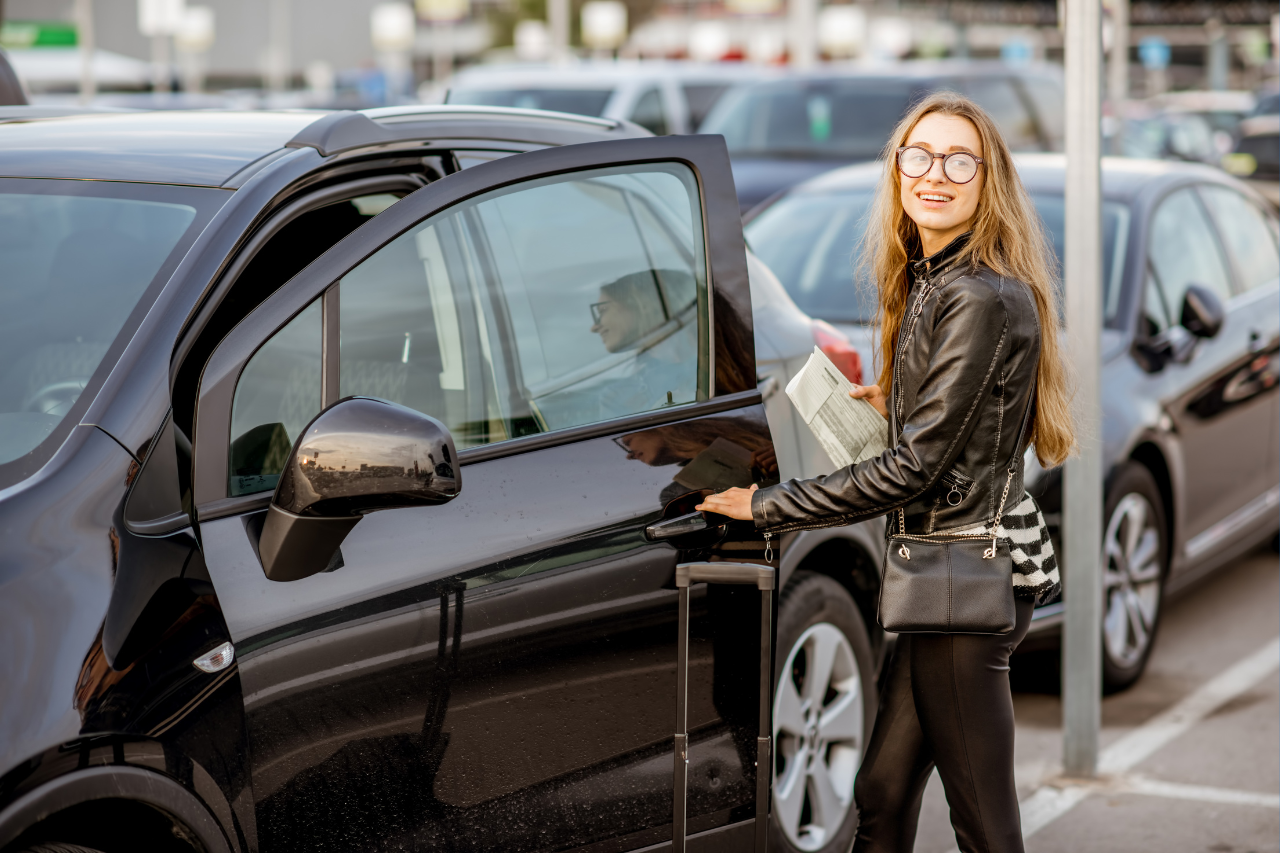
left=196, top=390, right=763, bottom=522
left=457, top=389, right=763, bottom=465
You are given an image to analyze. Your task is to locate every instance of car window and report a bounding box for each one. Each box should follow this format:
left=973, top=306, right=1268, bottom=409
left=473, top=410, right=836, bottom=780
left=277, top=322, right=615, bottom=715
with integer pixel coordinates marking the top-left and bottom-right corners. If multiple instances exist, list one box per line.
left=746, top=189, right=1130, bottom=326
left=0, top=182, right=213, bottom=484
left=1196, top=185, right=1280, bottom=293
left=229, top=301, right=321, bottom=496
left=1017, top=75, right=1064, bottom=148
left=629, top=88, right=668, bottom=135
left=228, top=164, right=708, bottom=495
left=744, top=190, right=878, bottom=323
left=682, top=83, right=730, bottom=131
left=446, top=87, right=614, bottom=117
left=702, top=79, right=915, bottom=160
left=1029, top=195, right=1130, bottom=323
left=1147, top=188, right=1233, bottom=323
left=965, top=77, right=1040, bottom=151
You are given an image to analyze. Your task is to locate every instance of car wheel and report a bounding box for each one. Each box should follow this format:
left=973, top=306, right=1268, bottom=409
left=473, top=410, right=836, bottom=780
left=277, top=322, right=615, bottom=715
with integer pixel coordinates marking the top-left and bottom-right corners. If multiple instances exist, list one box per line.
left=18, top=845, right=108, bottom=853
left=1101, top=462, right=1168, bottom=693
left=771, top=571, right=875, bottom=853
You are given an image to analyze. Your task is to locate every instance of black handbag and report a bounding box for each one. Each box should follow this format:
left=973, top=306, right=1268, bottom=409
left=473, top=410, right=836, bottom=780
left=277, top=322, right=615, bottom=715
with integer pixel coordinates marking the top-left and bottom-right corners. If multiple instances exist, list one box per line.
left=877, top=391, right=1035, bottom=635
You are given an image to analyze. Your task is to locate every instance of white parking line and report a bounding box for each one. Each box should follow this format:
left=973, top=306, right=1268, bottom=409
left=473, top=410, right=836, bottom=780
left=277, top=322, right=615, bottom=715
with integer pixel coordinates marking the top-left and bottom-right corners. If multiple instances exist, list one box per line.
left=1123, top=776, right=1280, bottom=810
left=1021, top=635, right=1280, bottom=839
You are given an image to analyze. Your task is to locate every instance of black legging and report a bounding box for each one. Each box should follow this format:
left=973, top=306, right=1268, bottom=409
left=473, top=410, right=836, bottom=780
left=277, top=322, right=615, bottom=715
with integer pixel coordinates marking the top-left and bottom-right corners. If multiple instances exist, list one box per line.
left=853, top=599, right=1035, bottom=853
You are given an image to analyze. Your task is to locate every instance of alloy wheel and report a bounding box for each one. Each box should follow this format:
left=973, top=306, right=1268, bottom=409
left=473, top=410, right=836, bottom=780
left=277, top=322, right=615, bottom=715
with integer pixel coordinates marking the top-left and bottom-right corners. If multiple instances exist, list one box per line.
left=1102, top=492, right=1163, bottom=669
left=772, top=622, right=863, bottom=852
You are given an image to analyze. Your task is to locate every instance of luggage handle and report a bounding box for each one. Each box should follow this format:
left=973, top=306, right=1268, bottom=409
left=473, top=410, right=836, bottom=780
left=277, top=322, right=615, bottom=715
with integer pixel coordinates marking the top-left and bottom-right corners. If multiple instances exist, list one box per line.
left=673, top=562, right=774, bottom=853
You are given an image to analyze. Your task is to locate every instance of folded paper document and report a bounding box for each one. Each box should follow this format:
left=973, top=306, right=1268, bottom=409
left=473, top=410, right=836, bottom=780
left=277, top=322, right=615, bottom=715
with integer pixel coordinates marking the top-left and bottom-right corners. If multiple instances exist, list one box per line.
left=785, top=347, right=889, bottom=470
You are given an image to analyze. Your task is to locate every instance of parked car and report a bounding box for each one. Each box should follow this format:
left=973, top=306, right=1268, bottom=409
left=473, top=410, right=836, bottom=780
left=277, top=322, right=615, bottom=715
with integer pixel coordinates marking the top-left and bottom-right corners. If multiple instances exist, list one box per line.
left=699, top=61, right=1065, bottom=213
left=745, top=154, right=1280, bottom=691
left=444, top=61, right=768, bottom=136
left=1223, top=90, right=1280, bottom=207
left=0, top=105, right=883, bottom=853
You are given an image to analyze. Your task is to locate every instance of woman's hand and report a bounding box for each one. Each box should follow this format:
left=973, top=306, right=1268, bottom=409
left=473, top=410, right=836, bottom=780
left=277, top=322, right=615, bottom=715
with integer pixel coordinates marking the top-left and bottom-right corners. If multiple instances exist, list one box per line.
left=850, top=384, right=889, bottom=420
left=696, top=483, right=758, bottom=522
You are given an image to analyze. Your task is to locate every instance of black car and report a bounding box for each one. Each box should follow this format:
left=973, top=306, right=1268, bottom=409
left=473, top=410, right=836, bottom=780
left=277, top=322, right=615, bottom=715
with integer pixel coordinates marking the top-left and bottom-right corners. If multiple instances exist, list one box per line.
left=0, top=107, right=883, bottom=853
left=699, top=61, right=1065, bottom=214
left=745, top=154, right=1280, bottom=691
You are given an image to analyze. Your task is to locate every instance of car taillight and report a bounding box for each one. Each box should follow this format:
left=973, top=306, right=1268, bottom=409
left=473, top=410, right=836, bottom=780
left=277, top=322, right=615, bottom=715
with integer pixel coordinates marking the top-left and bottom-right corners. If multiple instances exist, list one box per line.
left=812, top=320, right=863, bottom=385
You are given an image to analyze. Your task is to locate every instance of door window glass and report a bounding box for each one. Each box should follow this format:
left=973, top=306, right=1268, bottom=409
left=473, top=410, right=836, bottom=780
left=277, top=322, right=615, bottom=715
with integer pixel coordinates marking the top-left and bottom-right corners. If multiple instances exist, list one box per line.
left=629, top=88, right=668, bottom=136
left=1147, top=188, right=1233, bottom=322
left=964, top=77, right=1039, bottom=151
left=1197, top=185, right=1280, bottom=293
left=339, top=164, right=706, bottom=442
left=228, top=300, right=321, bottom=496
left=222, top=163, right=708, bottom=497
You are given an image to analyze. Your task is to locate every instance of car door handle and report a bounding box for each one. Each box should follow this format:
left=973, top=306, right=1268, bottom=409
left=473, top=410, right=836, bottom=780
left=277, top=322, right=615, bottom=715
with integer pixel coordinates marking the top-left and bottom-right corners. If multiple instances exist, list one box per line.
left=644, top=510, right=728, bottom=541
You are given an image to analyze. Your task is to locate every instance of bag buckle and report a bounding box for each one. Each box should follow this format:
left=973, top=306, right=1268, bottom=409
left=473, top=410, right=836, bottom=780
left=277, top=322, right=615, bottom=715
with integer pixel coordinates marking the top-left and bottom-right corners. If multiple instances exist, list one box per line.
left=898, top=543, right=911, bottom=560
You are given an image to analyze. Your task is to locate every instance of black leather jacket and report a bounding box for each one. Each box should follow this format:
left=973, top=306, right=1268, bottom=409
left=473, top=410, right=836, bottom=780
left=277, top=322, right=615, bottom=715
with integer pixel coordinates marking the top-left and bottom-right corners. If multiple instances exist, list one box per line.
left=753, top=233, right=1041, bottom=536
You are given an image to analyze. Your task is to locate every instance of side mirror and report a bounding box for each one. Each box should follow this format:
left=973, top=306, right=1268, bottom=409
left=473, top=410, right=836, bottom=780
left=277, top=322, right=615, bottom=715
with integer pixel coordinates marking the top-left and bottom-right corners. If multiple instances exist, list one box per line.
left=258, top=397, right=460, bottom=582
left=1180, top=284, right=1224, bottom=339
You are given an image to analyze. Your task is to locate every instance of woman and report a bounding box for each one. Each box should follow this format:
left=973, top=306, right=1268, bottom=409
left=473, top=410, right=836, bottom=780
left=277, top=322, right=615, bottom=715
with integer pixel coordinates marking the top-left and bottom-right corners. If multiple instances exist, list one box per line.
left=697, top=92, right=1074, bottom=853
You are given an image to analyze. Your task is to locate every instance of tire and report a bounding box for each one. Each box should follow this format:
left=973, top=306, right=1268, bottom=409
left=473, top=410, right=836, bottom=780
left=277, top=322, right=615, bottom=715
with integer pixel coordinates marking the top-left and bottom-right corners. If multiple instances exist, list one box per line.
left=1101, top=462, right=1168, bottom=693
left=770, top=571, right=876, bottom=853
left=19, top=846, right=108, bottom=853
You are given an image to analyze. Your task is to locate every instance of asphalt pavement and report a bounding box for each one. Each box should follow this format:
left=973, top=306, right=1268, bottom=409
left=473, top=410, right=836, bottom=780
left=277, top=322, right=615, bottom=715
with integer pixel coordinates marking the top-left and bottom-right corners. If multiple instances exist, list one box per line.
left=909, top=543, right=1280, bottom=853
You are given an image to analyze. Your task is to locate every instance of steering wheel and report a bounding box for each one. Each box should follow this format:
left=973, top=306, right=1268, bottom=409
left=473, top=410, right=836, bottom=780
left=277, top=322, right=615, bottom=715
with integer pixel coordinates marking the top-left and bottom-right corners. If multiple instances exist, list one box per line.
left=22, top=379, right=88, bottom=417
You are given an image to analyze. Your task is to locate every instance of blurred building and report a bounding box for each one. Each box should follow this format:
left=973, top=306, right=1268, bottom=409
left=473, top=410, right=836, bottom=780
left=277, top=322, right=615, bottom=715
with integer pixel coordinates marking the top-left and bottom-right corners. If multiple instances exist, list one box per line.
left=0, top=0, right=1274, bottom=99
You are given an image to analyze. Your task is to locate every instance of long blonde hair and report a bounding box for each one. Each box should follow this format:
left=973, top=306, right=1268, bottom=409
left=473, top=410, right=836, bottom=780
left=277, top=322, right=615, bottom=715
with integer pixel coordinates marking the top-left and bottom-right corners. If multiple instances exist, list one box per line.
left=861, top=91, right=1075, bottom=467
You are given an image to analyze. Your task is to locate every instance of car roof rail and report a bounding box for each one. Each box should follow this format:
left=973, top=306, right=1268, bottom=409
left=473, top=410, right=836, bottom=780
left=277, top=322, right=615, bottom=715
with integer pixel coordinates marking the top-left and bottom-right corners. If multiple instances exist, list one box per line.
left=286, top=106, right=625, bottom=157
left=362, top=104, right=618, bottom=128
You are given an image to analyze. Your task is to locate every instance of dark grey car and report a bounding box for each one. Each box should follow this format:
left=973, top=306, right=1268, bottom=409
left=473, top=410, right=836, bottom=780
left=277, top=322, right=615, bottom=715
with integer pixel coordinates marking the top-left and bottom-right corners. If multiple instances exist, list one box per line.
left=745, top=154, right=1280, bottom=691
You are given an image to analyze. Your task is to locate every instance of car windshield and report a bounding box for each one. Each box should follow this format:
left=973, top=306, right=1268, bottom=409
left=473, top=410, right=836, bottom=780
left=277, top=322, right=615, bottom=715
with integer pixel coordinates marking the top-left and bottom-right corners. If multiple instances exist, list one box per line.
left=446, top=87, right=614, bottom=117
left=746, top=188, right=1130, bottom=325
left=0, top=181, right=219, bottom=481
left=700, top=80, right=915, bottom=160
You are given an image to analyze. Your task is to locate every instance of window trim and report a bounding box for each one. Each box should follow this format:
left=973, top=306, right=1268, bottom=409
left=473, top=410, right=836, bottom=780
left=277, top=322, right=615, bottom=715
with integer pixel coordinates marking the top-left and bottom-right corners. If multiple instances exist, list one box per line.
left=191, top=135, right=753, bottom=516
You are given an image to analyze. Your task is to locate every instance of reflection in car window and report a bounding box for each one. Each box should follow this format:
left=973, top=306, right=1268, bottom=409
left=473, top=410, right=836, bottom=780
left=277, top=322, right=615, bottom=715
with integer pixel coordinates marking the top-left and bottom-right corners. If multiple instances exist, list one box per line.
left=0, top=190, right=197, bottom=468
left=228, top=301, right=321, bottom=496
left=1197, top=185, right=1280, bottom=293
left=446, top=87, right=614, bottom=117
left=227, top=165, right=709, bottom=494
left=1147, top=188, right=1233, bottom=318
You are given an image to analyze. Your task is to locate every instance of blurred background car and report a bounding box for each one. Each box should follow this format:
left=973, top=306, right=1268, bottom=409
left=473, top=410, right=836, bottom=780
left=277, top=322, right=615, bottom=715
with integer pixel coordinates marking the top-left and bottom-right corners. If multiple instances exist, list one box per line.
left=1223, top=87, right=1280, bottom=205
left=699, top=61, right=1064, bottom=213
left=0, top=47, right=25, bottom=105
left=745, top=153, right=1280, bottom=691
left=443, top=61, right=768, bottom=135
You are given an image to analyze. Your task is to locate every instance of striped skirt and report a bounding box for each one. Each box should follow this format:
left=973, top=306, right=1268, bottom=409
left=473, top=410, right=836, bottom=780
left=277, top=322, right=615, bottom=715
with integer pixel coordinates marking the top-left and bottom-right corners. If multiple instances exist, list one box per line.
left=954, top=493, right=1061, bottom=605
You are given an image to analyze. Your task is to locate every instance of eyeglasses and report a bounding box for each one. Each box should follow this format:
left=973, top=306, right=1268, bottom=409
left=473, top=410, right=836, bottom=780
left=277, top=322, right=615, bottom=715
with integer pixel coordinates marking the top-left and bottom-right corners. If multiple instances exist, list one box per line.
left=896, top=146, right=984, bottom=184
left=590, top=301, right=611, bottom=324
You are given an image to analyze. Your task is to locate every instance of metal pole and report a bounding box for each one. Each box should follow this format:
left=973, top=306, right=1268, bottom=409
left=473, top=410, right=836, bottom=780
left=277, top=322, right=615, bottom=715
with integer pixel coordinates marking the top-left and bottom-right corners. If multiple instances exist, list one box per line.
left=268, top=0, right=291, bottom=92
left=1062, top=0, right=1104, bottom=780
left=76, top=0, right=95, bottom=104
left=548, top=0, right=570, bottom=64
left=788, top=0, right=817, bottom=69
left=1107, top=0, right=1127, bottom=154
